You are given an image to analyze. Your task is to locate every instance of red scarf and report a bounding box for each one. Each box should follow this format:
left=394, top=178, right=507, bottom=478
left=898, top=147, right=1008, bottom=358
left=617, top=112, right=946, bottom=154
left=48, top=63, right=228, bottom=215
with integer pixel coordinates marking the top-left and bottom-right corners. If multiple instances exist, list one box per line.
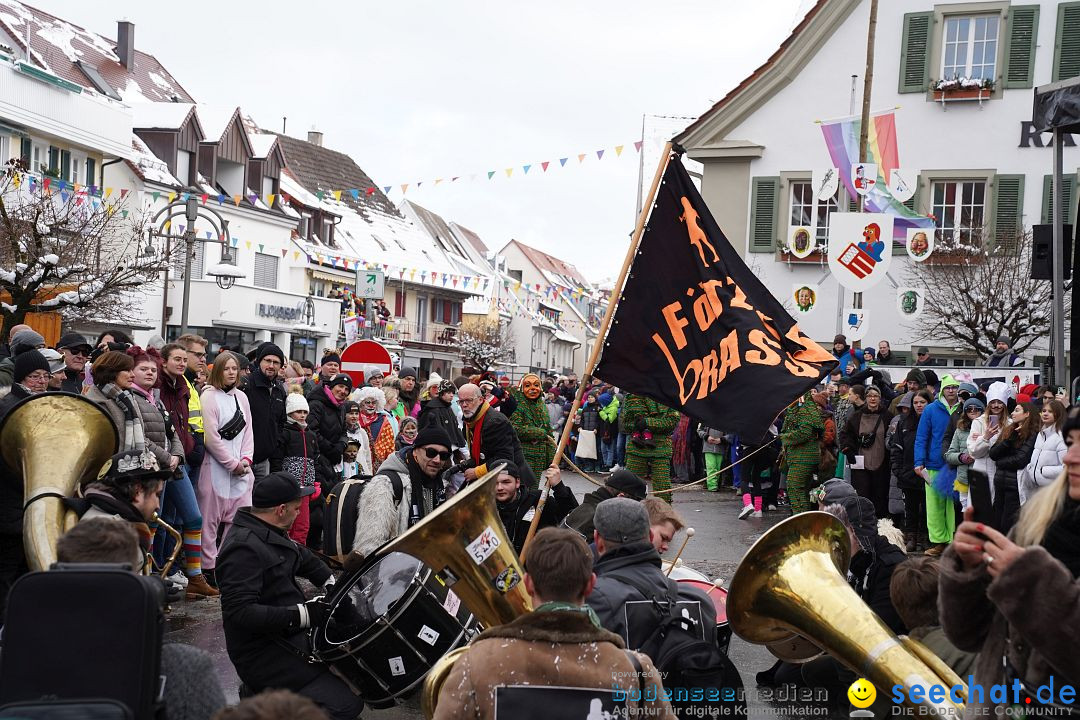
left=465, top=402, right=490, bottom=463
left=359, top=412, right=379, bottom=429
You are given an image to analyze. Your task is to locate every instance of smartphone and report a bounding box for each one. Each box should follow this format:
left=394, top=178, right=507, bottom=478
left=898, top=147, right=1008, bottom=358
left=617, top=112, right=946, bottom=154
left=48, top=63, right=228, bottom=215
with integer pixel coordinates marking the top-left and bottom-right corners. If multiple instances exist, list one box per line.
left=989, top=415, right=999, bottom=429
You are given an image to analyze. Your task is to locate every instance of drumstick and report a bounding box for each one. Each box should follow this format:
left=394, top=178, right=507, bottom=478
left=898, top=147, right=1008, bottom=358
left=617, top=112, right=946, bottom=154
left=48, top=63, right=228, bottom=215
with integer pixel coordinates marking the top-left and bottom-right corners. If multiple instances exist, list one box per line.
left=664, top=527, right=695, bottom=576
left=705, top=578, right=724, bottom=599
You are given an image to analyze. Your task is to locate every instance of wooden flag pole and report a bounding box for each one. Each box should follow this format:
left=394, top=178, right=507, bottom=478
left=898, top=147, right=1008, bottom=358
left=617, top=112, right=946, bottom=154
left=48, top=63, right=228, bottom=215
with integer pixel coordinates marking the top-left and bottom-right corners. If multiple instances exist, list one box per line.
left=521, top=141, right=675, bottom=560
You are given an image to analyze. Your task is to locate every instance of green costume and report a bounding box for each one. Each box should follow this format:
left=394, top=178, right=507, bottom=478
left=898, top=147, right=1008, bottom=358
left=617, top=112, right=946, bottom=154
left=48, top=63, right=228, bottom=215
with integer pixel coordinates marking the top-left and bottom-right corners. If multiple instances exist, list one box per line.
left=622, top=394, right=679, bottom=500
left=780, top=391, right=824, bottom=514
left=509, top=387, right=555, bottom=490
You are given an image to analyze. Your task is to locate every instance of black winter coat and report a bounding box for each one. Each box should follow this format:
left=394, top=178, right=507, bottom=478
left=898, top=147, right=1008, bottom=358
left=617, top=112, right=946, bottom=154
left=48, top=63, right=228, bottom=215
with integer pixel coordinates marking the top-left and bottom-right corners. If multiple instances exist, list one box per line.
left=217, top=509, right=332, bottom=692
left=988, top=431, right=1038, bottom=489
left=467, top=407, right=535, bottom=488
left=850, top=534, right=908, bottom=635
left=497, top=482, right=579, bottom=554
left=0, top=384, right=33, bottom=534
left=561, top=485, right=619, bottom=539
left=60, top=368, right=82, bottom=394
left=279, top=421, right=320, bottom=487
left=243, top=368, right=287, bottom=469
left=419, top=397, right=466, bottom=447
left=890, top=414, right=921, bottom=490
left=306, top=386, right=345, bottom=490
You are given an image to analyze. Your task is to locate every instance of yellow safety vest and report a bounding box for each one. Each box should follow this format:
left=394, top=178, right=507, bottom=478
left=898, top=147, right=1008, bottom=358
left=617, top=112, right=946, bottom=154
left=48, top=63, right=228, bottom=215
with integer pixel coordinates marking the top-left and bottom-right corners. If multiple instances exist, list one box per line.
left=185, top=375, right=203, bottom=435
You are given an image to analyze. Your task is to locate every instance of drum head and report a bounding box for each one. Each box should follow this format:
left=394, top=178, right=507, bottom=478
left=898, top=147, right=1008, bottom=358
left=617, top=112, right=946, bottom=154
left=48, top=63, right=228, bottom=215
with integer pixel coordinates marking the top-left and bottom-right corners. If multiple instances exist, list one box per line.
left=675, top=579, right=728, bottom=624
left=323, top=552, right=422, bottom=646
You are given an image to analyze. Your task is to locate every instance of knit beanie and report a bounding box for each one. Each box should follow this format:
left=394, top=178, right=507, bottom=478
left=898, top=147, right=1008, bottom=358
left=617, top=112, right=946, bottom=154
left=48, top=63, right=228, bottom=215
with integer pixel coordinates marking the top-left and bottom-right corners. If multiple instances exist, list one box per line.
left=322, top=353, right=341, bottom=366
left=256, top=342, right=286, bottom=365
left=413, top=426, right=452, bottom=449
left=11, top=329, right=45, bottom=355
left=905, top=368, right=926, bottom=385
left=286, top=394, right=309, bottom=415
left=14, top=349, right=50, bottom=383
left=328, top=373, right=353, bottom=390
left=398, top=366, right=418, bottom=380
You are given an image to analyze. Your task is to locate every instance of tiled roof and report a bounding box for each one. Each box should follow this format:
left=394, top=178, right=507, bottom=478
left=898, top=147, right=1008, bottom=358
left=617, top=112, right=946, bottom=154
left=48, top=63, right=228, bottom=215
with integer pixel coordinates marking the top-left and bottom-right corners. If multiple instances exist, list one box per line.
left=275, top=132, right=397, bottom=220
left=401, top=199, right=456, bottom=252
left=0, top=0, right=194, bottom=103
left=505, top=239, right=590, bottom=289
left=450, top=222, right=488, bottom=255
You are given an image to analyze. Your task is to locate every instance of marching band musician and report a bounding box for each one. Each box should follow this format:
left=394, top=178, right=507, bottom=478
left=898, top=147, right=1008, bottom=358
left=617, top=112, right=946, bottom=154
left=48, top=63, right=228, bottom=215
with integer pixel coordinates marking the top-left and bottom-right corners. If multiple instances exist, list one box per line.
left=494, top=461, right=578, bottom=555
left=216, top=472, right=363, bottom=720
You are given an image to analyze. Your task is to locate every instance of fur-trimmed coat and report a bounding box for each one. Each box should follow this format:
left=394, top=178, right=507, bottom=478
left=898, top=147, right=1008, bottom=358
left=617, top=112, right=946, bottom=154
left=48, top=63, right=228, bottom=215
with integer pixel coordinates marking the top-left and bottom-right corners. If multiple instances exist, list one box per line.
left=432, top=610, right=675, bottom=720
left=939, top=544, right=1080, bottom=718
left=349, top=450, right=413, bottom=561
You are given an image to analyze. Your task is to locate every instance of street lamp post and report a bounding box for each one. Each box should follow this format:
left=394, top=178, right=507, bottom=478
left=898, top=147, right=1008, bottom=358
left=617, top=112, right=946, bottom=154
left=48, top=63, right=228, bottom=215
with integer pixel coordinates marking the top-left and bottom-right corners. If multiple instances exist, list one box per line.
left=148, top=189, right=246, bottom=337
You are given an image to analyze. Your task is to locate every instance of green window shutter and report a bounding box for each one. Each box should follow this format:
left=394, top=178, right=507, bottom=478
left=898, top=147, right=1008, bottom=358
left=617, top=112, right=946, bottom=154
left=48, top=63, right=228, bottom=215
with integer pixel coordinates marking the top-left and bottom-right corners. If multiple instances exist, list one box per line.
left=86, top=158, right=96, bottom=187
left=1041, top=174, right=1078, bottom=225
left=60, top=150, right=71, bottom=182
left=1003, top=6, right=1039, bottom=89
left=47, top=146, right=58, bottom=175
left=1053, top=2, right=1080, bottom=82
left=899, top=12, right=933, bottom=93
left=18, top=138, right=30, bottom=166
left=993, top=175, right=1025, bottom=249
left=749, top=177, right=779, bottom=253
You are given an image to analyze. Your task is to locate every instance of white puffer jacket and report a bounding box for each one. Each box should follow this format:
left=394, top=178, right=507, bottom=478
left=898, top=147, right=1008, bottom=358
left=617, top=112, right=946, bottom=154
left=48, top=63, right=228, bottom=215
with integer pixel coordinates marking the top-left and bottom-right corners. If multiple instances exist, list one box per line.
left=1022, top=426, right=1066, bottom=505
left=967, top=381, right=1015, bottom=503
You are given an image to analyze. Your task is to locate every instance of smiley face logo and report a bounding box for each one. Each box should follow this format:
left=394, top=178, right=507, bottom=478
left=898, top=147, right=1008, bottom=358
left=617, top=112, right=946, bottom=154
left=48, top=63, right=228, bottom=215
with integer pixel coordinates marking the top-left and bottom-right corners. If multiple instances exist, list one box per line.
left=848, top=678, right=876, bottom=708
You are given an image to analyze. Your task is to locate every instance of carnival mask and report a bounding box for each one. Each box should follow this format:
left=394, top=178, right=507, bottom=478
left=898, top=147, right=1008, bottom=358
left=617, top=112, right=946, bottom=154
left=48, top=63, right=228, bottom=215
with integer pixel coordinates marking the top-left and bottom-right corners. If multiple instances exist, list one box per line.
left=522, top=376, right=542, bottom=400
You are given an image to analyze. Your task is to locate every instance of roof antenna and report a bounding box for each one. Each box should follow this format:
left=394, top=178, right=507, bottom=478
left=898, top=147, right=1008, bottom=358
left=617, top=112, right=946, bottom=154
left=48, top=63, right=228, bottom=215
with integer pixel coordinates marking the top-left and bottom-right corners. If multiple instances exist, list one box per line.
left=282, top=116, right=287, bottom=134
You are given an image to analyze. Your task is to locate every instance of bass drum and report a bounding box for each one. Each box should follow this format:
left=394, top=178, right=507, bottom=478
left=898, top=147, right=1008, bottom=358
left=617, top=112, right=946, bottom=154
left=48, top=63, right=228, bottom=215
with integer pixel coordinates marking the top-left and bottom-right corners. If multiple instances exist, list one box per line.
left=311, top=551, right=478, bottom=709
left=676, top=579, right=730, bottom=654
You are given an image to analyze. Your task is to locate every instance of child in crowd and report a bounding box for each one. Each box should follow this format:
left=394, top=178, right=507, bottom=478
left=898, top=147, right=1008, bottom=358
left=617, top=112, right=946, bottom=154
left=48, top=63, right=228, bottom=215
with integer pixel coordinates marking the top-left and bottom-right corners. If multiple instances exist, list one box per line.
left=396, top=416, right=419, bottom=451
left=280, top=394, right=320, bottom=544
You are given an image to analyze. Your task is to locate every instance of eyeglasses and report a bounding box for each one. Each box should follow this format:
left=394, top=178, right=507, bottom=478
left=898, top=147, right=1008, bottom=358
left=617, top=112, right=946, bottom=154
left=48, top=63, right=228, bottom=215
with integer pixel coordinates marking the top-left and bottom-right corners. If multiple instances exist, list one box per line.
left=23, top=371, right=49, bottom=382
left=189, top=351, right=207, bottom=359
left=422, top=448, right=452, bottom=461
left=459, top=395, right=481, bottom=404
left=64, top=348, right=89, bottom=357
left=966, top=407, right=983, bottom=413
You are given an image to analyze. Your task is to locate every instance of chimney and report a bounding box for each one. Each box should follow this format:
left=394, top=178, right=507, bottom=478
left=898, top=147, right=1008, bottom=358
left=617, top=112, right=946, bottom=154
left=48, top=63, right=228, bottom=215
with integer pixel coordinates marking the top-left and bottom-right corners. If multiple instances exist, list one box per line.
left=117, top=21, right=134, bottom=70
left=307, top=130, right=323, bottom=147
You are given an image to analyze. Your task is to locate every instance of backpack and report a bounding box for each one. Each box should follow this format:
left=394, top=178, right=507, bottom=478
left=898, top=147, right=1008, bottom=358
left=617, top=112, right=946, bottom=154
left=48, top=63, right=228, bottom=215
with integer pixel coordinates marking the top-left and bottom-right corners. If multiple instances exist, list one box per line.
left=604, top=570, right=745, bottom=718
left=323, top=469, right=404, bottom=563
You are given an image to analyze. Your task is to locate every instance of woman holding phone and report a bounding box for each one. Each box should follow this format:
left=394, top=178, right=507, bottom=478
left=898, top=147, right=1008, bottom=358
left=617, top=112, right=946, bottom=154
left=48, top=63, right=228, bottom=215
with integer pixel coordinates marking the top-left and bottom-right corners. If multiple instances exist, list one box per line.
left=938, top=407, right=1080, bottom=715
left=967, top=382, right=1013, bottom=525
left=988, top=402, right=1039, bottom=533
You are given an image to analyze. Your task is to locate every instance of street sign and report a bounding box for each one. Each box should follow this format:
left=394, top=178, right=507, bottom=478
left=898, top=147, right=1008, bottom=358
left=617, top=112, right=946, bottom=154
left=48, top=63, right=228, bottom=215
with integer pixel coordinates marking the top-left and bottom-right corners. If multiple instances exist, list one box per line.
left=355, top=268, right=385, bottom=299
left=340, top=339, right=393, bottom=387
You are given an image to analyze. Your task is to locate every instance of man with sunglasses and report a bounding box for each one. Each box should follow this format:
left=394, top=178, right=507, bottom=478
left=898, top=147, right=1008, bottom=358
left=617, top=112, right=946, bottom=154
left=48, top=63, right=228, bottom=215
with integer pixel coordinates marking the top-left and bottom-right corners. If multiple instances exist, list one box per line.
left=56, top=332, right=93, bottom=394
left=347, top=426, right=454, bottom=565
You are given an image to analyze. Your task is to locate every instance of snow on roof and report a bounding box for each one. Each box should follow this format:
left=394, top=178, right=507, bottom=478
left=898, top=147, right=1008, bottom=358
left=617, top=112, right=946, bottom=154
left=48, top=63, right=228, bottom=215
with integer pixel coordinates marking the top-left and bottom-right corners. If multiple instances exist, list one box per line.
left=505, top=239, right=591, bottom=289
left=0, top=0, right=194, bottom=103
left=248, top=132, right=278, bottom=159
left=131, top=102, right=195, bottom=130
left=196, top=106, right=240, bottom=143
left=128, top=134, right=180, bottom=187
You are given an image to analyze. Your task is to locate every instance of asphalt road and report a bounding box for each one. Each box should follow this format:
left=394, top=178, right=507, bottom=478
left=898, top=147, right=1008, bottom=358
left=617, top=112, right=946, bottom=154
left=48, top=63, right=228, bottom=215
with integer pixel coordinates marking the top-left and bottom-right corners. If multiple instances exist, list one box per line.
left=166, top=473, right=853, bottom=719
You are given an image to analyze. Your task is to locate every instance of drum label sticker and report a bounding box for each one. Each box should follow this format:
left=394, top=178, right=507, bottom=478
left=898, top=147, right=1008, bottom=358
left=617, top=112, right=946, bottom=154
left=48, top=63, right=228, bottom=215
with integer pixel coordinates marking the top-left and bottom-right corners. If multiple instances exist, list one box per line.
left=418, top=625, right=440, bottom=645
left=388, top=656, right=406, bottom=677
left=466, top=525, right=501, bottom=564
left=494, top=566, right=521, bottom=594
left=444, top=590, right=461, bottom=615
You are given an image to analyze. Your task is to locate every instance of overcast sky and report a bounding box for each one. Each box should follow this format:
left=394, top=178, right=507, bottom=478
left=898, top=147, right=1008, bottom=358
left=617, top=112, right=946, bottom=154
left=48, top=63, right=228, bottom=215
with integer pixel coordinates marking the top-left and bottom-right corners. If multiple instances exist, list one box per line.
left=46, top=0, right=812, bottom=283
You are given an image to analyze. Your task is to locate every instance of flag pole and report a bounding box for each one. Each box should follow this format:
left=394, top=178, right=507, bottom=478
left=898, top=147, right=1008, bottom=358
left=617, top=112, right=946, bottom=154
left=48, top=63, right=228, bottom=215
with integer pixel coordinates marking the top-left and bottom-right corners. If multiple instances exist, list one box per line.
left=521, top=141, right=675, bottom=560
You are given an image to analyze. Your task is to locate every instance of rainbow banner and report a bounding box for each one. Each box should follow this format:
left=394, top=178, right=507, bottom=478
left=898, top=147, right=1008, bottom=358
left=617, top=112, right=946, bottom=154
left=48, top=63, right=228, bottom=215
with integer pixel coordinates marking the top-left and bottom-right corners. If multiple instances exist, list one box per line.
left=819, top=112, right=933, bottom=243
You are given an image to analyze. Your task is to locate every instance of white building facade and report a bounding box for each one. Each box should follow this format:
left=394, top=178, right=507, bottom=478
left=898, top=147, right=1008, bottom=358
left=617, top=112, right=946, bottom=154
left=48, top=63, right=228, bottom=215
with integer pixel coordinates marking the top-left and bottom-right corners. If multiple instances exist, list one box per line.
left=676, top=0, right=1080, bottom=365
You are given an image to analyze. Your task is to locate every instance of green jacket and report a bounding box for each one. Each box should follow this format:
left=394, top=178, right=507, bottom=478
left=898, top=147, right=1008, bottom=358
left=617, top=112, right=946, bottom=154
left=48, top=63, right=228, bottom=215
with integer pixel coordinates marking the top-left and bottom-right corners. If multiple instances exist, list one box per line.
left=598, top=397, right=619, bottom=424
left=780, top=392, right=824, bottom=465
left=622, top=394, right=679, bottom=457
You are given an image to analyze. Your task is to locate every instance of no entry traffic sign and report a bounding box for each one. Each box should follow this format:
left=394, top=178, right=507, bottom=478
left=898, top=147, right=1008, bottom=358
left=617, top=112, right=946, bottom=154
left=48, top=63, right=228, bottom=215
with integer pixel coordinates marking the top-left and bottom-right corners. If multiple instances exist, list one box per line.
left=340, top=340, right=393, bottom=387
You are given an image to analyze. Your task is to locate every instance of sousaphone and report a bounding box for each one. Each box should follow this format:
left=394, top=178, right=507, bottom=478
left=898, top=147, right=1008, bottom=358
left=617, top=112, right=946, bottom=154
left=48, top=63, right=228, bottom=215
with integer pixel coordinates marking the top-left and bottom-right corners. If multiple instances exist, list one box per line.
left=0, top=393, right=118, bottom=571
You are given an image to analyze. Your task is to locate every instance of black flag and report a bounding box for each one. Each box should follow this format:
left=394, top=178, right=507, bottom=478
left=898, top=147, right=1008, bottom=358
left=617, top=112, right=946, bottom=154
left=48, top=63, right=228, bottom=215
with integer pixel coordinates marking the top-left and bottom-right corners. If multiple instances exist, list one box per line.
left=595, top=156, right=837, bottom=440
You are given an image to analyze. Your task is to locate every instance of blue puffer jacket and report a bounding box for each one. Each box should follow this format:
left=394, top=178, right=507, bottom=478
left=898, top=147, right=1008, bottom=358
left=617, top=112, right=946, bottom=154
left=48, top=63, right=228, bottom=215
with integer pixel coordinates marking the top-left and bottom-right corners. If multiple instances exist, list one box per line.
left=914, top=398, right=958, bottom=471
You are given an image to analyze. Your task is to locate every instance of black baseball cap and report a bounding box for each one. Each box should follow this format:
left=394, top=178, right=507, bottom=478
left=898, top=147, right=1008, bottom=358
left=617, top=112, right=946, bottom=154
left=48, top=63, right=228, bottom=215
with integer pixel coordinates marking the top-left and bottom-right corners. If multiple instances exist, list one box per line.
left=252, top=471, right=315, bottom=508
left=57, top=332, right=93, bottom=353
left=606, top=469, right=647, bottom=500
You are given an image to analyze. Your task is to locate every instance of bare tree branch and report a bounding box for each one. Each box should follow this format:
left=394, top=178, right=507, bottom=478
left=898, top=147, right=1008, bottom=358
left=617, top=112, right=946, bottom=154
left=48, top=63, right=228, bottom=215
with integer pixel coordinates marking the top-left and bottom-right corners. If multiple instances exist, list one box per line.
left=457, top=317, right=516, bottom=370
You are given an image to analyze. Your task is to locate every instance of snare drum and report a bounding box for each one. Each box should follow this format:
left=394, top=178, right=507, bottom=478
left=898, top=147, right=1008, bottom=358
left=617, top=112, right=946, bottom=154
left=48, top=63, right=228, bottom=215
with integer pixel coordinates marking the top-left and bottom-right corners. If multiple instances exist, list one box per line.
left=311, top=552, right=478, bottom=708
left=676, top=579, right=731, bottom=654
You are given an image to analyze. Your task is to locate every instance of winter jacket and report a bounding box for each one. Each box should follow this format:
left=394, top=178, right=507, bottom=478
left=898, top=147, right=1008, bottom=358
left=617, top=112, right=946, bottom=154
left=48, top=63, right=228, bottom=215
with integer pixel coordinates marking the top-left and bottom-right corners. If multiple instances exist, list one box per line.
left=60, top=367, right=82, bottom=394
left=561, top=486, right=620, bottom=540
left=1023, top=427, right=1066, bottom=504
left=890, top=413, right=921, bottom=491
left=497, top=482, right=579, bottom=555
left=242, top=367, right=287, bottom=469
left=419, top=396, right=466, bottom=447
left=840, top=406, right=892, bottom=471
left=216, top=509, right=332, bottom=693
left=944, top=427, right=973, bottom=490
left=279, top=420, right=319, bottom=488
left=914, top=398, right=959, bottom=471
left=939, top=543, right=1080, bottom=719
left=0, top=384, right=32, bottom=534
left=463, top=403, right=534, bottom=487
left=431, top=610, right=675, bottom=720
left=349, top=449, right=429, bottom=561
left=698, top=425, right=727, bottom=455
left=988, top=431, right=1037, bottom=493
left=576, top=402, right=600, bottom=432
left=587, top=541, right=718, bottom=648
left=132, top=387, right=184, bottom=468
left=306, top=385, right=345, bottom=491
left=85, top=385, right=178, bottom=470
left=159, top=373, right=194, bottom=456
left=967, top=415, right=1006, bottom=493
left=850, top=534, right=908, bottom=635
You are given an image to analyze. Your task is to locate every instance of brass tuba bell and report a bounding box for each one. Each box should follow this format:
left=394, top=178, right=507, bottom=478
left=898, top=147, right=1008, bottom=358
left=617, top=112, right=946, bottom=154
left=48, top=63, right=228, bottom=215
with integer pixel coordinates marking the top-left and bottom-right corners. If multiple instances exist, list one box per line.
left=376, top=463, right=532, bottom=718
left=727, top=511, right=966, bottom=714
left=0, top=393, right=118, bottom=571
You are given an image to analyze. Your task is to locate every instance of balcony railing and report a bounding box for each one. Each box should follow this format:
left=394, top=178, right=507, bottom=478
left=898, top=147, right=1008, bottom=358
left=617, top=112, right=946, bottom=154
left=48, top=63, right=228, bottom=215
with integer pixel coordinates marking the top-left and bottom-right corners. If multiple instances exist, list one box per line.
left=348, top=317, right=461, bottom=346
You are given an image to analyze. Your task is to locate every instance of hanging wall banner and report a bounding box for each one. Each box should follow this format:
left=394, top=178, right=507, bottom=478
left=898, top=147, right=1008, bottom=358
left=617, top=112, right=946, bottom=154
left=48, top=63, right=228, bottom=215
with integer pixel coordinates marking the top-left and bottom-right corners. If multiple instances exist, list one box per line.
left=905, top=226, right=935, bottom=262
left=889, top=169, right=916, bottom=203
left=842, top=307, right=869, bottom=342
left=851, top=162, right=878, bottom=196
left=787, top=226, right=816, bottom=258
left=897, top=287, right=925, bottom=320
left=827, top=212, right=894, bottom=291
left=792, top=284, right=819, bottom=315
left=813, top=167, right=840, bottom=202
